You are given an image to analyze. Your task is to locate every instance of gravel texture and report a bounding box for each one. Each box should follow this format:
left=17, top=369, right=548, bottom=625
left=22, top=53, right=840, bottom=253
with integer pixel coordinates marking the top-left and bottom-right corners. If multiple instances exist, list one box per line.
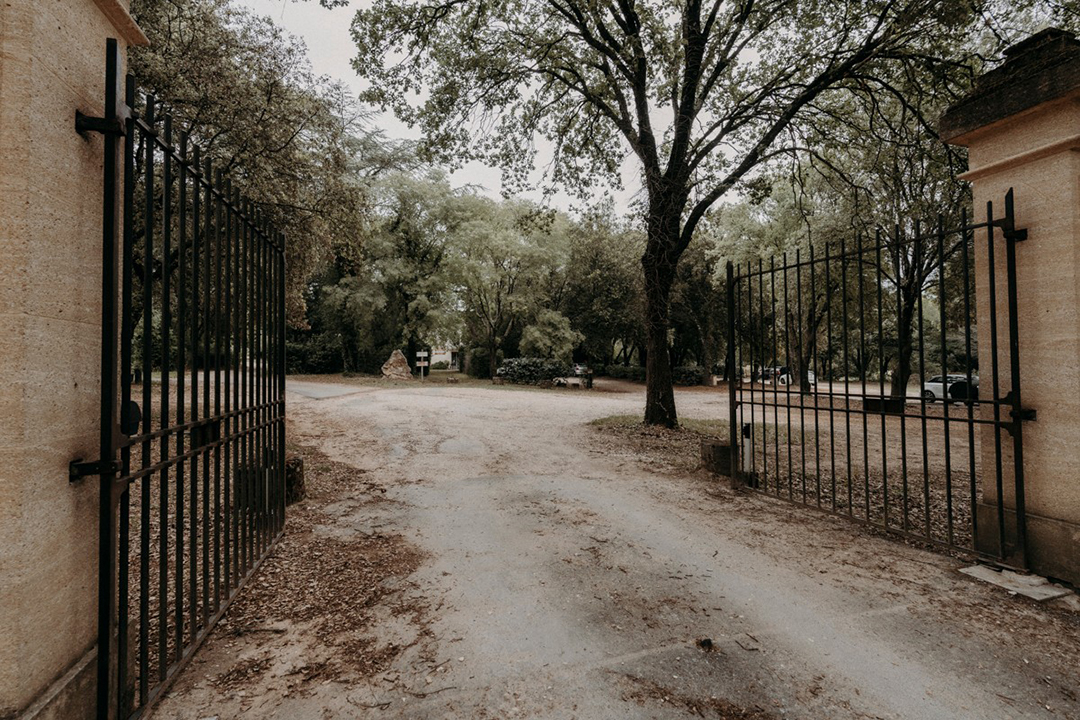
left=151, top=376, right=1080, bottom=719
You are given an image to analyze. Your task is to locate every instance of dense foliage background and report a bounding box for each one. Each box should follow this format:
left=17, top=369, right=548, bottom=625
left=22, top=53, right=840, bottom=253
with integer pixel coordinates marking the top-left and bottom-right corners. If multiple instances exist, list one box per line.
left=128, top=0, right=1079, bottom=405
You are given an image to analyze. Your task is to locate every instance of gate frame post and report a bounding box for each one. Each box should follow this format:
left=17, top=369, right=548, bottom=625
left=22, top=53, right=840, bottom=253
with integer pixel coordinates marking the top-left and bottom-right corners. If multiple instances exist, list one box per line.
left=75, top=38, right=125, bottom=720
left=941, top=27, right=1080, bottom=584
left=726, top=261, right=741, bottom=490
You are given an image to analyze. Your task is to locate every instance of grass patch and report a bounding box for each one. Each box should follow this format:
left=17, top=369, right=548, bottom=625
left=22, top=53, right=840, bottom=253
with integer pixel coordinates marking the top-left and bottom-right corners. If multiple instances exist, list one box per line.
left=681, top=418, right=730, bottom=436
left=588, top=415, right=820, bottom=477
left=588, top=415, right=732, bottom=474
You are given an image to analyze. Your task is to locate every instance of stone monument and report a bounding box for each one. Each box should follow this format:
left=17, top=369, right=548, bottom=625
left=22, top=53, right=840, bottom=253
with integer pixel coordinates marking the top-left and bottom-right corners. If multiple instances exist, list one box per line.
left=381, top=349, right=414, bottom=380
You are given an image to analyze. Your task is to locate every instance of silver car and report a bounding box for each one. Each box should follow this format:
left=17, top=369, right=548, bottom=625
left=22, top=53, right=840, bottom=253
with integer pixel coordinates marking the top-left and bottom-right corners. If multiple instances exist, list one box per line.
left=923, top=374, right=979, bottom=402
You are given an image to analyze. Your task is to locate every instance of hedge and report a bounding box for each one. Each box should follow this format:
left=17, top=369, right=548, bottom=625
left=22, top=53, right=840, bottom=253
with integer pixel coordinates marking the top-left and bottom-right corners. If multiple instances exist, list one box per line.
left=606, top=365, right=646, bottom=382
left=673, top=365, right=706, bottom=386
left=467, top=348, right=494, bottom=378
left=498, top=357, right=571, bottom=385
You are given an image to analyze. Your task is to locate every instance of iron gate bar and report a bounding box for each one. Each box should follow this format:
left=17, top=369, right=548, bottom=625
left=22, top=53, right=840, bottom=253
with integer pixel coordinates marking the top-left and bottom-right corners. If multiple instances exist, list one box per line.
left=875, top=229, right=889, bottom=529
left=85, top=38, right=123, bottom=719
left=726, top=192, right=1030, bottom=566
left=117, top=71, right=136, bottom=717
left=812, top=243, right=822, bottom=507
left=892, top=224, right=908, bottom=533
left=961, top=210, right=979, bottom=550
left=1001, top=190, right=1030, bottom=567
left=986, top=201, right=1006, bottom=560
left=936, top=218, right=952, bottom=546
left=159, top=113, right=172, bottom=684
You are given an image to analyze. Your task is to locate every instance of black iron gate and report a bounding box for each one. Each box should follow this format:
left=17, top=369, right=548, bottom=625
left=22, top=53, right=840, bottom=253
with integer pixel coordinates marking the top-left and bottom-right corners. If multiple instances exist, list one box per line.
left=725, top=190, right=1031, bottom=568
left=73, top=40, right=287, bottom=719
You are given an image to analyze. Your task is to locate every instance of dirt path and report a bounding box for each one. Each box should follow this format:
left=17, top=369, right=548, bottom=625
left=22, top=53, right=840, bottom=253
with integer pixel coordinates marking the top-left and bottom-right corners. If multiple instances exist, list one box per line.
left=153, top=378, right=1079, bottom=719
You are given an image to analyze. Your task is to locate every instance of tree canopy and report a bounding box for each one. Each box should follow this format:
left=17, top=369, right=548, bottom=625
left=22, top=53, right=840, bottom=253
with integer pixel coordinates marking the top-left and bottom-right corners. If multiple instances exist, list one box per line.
left=131, top=0, right=398, bottom=322
left=349, top=0, right=1011, bottom=426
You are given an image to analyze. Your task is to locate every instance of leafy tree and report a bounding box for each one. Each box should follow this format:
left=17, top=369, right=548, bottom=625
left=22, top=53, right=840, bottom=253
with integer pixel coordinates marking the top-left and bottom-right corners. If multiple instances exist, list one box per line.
left=520, top=309, right=583, bottom=362
left=367, top=171, right=463, bottom=368
left=350, top=0, right=983, bottom=426
left=562, top=208, right=646, bottom=368
left=669, top=237, right=726, bottom=373
left=296, top=171, right=465, bottom=372
left=453, top=198, right=569, bottom=377
left=130, top=0, right=377, bottom=323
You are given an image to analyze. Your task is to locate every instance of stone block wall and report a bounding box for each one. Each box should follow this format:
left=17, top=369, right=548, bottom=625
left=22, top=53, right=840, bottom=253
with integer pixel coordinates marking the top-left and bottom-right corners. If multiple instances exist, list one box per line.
left=0, top=1, right=145, bottom=717
left=942, top=29, right=1080, bottom=584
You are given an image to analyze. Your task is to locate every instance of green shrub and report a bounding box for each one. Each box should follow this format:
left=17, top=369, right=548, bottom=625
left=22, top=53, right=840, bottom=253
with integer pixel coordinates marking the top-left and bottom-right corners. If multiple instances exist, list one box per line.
left=285, top=341, right=307, bottom=374
left=431, top=360, right=449, bottom=370
left=673, top=365, right=706, bottom=386
left=467, top=348, right=493, bottom=378
left=498, top=357, right=570, bottom=385
left=606, top=365, right=646, bottom=382
left=286, top=334, right=344, bottom=374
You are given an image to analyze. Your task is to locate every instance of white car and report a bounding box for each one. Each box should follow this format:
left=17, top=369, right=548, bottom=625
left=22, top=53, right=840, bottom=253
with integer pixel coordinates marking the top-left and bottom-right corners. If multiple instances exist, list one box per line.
left=923, top=374, right=979, bottom=403
left=776, top=367, right=815, bottom=388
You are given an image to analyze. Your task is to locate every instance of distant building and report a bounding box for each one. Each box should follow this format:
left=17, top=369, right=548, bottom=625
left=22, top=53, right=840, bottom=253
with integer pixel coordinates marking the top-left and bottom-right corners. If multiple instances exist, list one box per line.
left=431, top=347, right=461, bottom=370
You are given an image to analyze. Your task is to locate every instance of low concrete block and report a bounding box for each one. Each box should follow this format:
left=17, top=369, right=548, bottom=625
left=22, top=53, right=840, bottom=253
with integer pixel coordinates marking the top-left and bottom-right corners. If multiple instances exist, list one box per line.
left=285, top=455, right=305, bottom=505
left=701, top=441, right=734, bottom=476
left=959, top=564, right=1073, bottom=602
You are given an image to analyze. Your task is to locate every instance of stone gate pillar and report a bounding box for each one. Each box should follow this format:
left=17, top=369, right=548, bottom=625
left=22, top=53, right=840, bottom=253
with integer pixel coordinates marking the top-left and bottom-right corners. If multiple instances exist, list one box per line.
left=0, top=2, right=145, bottom=718
left=941, top=28, right=1080, bottom=584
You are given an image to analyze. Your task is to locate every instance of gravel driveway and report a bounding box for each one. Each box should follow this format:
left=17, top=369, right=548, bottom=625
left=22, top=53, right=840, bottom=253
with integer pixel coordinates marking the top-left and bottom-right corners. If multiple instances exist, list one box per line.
left=152, top=376, right=1080, bottom=719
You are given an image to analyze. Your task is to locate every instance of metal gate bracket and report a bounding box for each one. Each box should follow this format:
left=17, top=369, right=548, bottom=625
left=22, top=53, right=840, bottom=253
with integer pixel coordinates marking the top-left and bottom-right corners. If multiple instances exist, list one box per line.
left=992, top=216, right=1028, bottom=242
left=1003, top=391, right=1036, bottom=422
left=1010, top=407, right=1037, bottom=422
left=69, top=458, right=121, bottom=482
left=75, top=110, right=124, bottom=137
left=1002, top=391, right=1035, bottom=438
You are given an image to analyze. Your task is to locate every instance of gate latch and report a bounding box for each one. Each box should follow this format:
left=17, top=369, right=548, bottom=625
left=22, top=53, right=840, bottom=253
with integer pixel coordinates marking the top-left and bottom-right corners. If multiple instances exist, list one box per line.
left=1001, top=391, right=1036, bottom=436
left=69, top=458, right=121, bottom=482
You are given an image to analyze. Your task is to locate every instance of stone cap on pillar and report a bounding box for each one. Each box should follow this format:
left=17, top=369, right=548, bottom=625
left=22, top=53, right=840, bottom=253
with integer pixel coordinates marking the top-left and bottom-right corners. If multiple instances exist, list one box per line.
left=940, top=28, right=1080, bottom=145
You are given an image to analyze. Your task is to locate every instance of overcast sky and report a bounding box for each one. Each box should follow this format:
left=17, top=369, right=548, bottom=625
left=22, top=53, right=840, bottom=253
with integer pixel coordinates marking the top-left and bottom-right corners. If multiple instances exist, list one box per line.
left=234, top=0, right=641, bottom=216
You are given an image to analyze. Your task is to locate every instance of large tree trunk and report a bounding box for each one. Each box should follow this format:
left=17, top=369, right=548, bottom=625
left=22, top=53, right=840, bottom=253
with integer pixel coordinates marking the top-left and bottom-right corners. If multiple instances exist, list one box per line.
left=642, top=223, right=680, bottom=427
left=406, top=335, right=418, bottom=374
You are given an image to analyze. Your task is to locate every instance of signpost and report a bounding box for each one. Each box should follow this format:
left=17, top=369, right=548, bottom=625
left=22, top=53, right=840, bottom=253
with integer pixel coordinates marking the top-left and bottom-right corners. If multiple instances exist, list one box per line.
left=416, top=351, right=429, bottom=381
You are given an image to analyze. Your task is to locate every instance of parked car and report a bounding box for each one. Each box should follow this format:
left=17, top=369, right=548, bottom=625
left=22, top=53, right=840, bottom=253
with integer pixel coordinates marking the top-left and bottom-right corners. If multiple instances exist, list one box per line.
left=572, top=363, right=593, bottom=388
left=774, top=366, right=816, bottom=388
left=923, top=374, right=979, bottom=402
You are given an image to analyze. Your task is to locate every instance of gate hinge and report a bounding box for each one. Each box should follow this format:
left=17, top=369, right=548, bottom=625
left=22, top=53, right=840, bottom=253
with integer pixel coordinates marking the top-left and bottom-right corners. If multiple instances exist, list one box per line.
left=1002, top=391, right=1035, bottom=423
left=1010, top=407, right=1036, bottom=422
left=75, top=110, right=125, bottom=137
left=69, top=458, right=121, bottom=482
left=992, top=218, right=1028, bottom=242
left=1001, top=392, right=1035, bottom=437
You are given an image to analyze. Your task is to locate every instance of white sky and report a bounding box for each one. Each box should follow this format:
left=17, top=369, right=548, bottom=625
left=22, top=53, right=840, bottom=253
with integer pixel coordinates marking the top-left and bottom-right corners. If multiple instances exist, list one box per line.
left=235, top=0, right=641, bottom=216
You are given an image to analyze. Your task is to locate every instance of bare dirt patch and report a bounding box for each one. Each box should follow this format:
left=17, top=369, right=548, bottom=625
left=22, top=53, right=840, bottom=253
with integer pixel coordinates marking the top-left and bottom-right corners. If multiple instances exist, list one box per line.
left=621, top=674, right=776, bottom=719
left=157, top=380, right=1079, bottom=719
left=152, top=441, right=429, bottom=717
left=589, top=415, right=727, bottom=474
left=587, top=413, right=1080, bottom=716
